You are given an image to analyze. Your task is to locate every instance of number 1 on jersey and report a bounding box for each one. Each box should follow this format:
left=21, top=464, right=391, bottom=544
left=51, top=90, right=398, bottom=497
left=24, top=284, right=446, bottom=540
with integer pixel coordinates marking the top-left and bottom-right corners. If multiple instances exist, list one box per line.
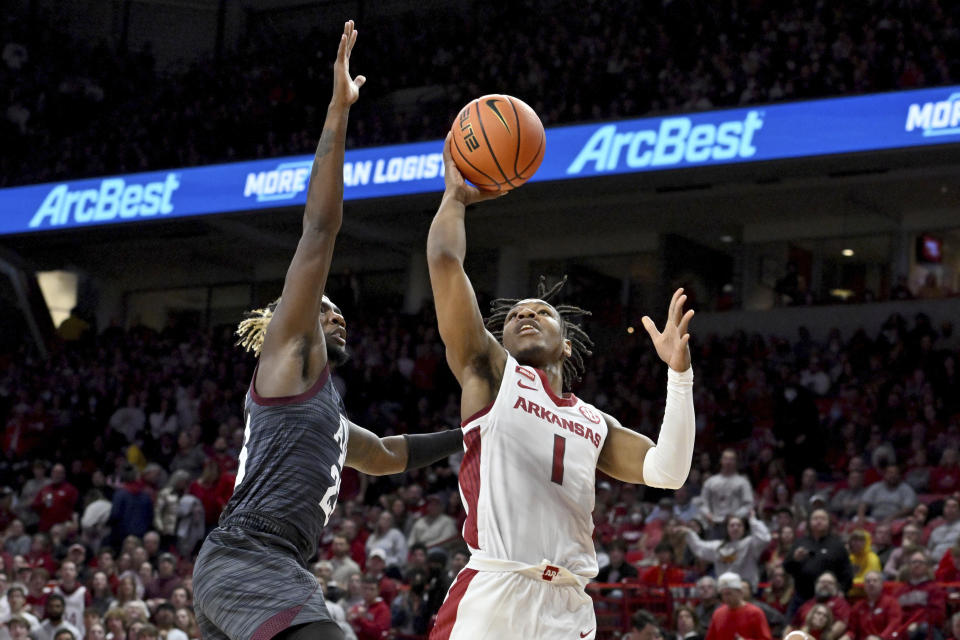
left=551, top=434, right=566, bottom=485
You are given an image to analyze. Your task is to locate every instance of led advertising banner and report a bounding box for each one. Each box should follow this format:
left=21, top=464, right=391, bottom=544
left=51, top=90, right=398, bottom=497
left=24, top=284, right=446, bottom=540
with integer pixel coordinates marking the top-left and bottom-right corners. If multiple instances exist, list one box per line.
left=1, top=85, right=959, bottom=235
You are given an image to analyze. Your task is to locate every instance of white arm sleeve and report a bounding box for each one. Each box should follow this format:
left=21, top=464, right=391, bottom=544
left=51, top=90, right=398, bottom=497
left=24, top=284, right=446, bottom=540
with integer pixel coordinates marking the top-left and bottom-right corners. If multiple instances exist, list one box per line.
left=642, top=367, right=695, bottom=489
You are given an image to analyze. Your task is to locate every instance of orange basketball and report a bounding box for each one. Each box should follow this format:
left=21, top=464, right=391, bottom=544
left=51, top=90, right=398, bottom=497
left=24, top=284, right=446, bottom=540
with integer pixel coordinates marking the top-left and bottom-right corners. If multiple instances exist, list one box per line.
left=449, top=94, right=546, bottom=192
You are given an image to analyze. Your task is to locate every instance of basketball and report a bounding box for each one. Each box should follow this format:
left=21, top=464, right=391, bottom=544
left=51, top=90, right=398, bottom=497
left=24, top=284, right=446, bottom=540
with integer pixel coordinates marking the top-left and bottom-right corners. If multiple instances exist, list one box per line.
left=449, top=94, right=546, bottom=192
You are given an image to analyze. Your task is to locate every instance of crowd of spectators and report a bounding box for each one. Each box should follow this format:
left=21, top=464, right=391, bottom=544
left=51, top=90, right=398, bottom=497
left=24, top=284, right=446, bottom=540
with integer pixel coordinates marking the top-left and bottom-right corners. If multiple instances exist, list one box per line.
left=0, top=291, right=959, bottom=638
left=3, top=0, right=960, bottom=187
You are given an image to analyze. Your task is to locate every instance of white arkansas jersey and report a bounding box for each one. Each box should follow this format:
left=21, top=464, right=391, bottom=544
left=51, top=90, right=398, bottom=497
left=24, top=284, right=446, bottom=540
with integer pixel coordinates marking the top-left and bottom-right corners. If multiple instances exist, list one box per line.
left=458, top=354, right=608, bottom=579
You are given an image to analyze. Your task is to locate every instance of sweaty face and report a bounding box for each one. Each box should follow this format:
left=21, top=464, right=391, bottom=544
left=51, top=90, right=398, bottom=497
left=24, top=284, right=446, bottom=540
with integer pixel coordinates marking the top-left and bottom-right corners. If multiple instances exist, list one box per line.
left=320, top=296, right=349, bottom=366
left=501, top=300, right=569, bottom=370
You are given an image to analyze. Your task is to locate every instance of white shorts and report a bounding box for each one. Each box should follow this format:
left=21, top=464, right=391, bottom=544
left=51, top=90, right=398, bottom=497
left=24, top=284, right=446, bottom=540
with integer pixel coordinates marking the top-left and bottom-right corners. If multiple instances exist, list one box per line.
left=429, top=559, right=596, bottom=640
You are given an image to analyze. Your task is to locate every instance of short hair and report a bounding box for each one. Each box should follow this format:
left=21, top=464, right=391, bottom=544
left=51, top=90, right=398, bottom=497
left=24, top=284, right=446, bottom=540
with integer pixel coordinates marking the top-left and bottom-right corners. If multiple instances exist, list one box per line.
left=632, top=609, right=658, bottom=631
left=155, top=602, right=176, bottom=614
left=46, top=593, right=66, bottom=607
left=361, top=573, right=380, bottom=586
left=137, top=623, right=160, bottom=639
left=7, top=585, right=24, bottom=597
left=53, top=631, right=75, bottom=640
left=816, top=572, right=838, bottom=585
left=103, top=608, right=128, bottom=623
left=6, top=616, right=29, bottom=629
left=654, top=542, right=674, bottom=556
left=485, top=276, right=593, bottom=389
left=410, top=542, right=427, bottom=555
left=608, top=540, right=627, bottom=553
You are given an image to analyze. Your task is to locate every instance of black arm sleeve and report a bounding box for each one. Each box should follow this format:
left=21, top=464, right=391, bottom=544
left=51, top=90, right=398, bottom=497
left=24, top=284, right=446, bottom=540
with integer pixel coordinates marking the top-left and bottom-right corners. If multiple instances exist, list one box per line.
left=403, top=430, right=464, bottom=471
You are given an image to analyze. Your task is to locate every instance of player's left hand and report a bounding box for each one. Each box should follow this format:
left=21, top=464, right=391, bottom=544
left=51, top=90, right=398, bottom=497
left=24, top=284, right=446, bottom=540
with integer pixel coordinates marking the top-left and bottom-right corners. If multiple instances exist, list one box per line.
left=642, top=288, right=694, bottom=373
left=332, top=20, right=366, bottom=107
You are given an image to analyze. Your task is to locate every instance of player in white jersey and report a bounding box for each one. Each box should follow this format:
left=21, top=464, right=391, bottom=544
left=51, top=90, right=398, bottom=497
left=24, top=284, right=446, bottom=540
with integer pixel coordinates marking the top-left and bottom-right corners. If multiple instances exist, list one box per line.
left=52, top=561, right=86, bottom=636
left=425, top=136, right=697, bottom=639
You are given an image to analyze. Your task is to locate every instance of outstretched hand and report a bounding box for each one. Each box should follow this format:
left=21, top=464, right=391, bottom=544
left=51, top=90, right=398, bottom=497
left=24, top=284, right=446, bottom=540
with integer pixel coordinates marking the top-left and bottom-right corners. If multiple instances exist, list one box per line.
left=442, top=132, right=504, bottom=206
left=332, top=20, right=366, bottom=108
left=642, top=288, right=694, bottom=373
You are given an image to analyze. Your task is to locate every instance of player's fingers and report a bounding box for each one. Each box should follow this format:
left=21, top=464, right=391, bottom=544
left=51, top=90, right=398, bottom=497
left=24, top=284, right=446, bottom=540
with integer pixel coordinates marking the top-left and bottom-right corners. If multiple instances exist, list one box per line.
left=667, top=288, right=682, bottom=323
left=673, top=294, right=687, bottom=326
left=337, top=33, right=347, bottom=60
left=678, top=309, right=695, bottom=336
left=641, top=315, right=659, bottom=339
left=443, top=132, right=454, bottom=163
left=348, top=28, right=358, bottom=52
left=354, top=75, right=366, bottom=89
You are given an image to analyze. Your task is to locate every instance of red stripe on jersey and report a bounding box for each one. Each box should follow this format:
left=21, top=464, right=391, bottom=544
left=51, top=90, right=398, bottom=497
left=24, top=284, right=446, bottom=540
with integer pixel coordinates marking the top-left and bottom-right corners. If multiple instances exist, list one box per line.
left=534, top=367, right=577, bottom=407
left=429, top=568, right=479, bottom=639
left=249, top=364, right=331, bottom=406
left=461, top=401, right=494, bottom=427
left=460, top=428, right=482, bottom=549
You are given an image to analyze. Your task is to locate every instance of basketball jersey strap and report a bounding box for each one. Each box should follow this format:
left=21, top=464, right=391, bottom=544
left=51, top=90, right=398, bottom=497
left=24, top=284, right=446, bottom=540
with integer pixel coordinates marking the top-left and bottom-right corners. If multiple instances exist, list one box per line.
left=465, top=556, right=590, bottom=589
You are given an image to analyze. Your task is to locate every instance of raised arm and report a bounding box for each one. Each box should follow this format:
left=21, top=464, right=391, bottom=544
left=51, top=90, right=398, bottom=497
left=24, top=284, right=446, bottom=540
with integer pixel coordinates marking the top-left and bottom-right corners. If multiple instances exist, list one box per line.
left=682, top=525, right=721, bottom=562
left=256, top=21, right=366, bottom=398
left=426, top=135, right=505, bottom=417
left=597, top=288, right=695, bottom=488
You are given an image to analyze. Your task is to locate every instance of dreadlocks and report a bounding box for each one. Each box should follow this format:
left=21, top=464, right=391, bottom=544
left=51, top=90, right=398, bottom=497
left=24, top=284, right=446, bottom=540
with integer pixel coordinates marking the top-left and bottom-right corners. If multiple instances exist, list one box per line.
left=235, top=298, right=280, bottom=356
left=486, top=276, right=594, bottom=390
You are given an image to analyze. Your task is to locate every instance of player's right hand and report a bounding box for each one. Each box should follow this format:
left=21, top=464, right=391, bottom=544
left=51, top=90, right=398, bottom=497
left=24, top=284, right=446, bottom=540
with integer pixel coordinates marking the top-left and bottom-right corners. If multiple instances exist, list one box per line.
left=442, top=132, right=503, bottom=206
left=331, top=20, right=366, bottom=108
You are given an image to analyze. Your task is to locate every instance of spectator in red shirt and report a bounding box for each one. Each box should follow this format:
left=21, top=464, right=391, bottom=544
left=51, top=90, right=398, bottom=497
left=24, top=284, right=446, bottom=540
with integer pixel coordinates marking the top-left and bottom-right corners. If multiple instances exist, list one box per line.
left=25, top=567, right=50, bottom=618
left=935, top=540, right=960, bottom=581
left=791, top=572, right=851, bottom=640
left=846, top=571, right=902, bottom=640
left=348, top=574, right=390, bottom=640
left=800, top=604, right=834, bottom=640
left=364, top=549, right=397, bottom=605
left=341, top=519, right=368, bottom=571
left=187, top=459, right=234, bottom=528
left=895, top=550, right=946, bottom=639
left=31, top=464, right=78, bottom=532
left=24, top=534, right=57, bottom=574
left=705, top=572, right=772, bottom=640
left=639, top=542, right=685, bottom=587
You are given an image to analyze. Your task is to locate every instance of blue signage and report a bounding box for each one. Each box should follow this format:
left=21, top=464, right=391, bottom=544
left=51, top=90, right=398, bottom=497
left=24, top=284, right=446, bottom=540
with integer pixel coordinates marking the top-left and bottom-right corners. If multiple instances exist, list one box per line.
left=1, top=85, right=959, bottom=235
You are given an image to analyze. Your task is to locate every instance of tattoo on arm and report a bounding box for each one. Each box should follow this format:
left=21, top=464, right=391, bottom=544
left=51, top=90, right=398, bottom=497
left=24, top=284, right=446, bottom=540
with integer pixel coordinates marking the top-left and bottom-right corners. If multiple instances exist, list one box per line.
left=311, top=130, right=336, bottom=177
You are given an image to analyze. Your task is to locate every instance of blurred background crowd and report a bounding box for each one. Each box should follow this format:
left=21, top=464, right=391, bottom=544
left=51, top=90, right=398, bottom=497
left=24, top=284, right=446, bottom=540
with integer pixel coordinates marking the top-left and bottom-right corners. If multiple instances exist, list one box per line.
left=3, top=1, right=960, bottom=187
left=3, top=0, right=960, bottom=638
left=0, top=301, right=958, bottom=638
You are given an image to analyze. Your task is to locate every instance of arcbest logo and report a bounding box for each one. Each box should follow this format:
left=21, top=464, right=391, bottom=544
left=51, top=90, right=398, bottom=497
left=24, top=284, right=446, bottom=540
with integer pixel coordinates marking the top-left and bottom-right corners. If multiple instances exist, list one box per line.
left=244, top=160, right=313, bottom=202
left=29, top=174, right=180, bottom=229
left=905, top=93, right=960, bottom=137
left=566, top=111, right=764, bottom=174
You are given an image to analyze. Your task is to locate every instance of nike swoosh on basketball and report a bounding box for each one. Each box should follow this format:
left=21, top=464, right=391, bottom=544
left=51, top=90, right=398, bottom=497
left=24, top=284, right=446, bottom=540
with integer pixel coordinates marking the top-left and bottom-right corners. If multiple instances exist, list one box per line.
left=485, top=99, right=511, bottom=133
left=517, top=380, right=537, bottom=391
left=580, top=630, right=594, bottom=638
